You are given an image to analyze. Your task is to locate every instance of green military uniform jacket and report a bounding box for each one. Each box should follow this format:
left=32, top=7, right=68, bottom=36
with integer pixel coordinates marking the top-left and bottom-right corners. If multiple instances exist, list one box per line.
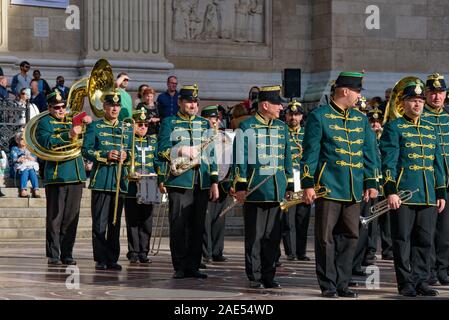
left=157, top=112, right=218, bottom=189
left=380, top=115, right=446, bottom=205
left=126, top=134, right=161, bottom=198
left=422, top=104, right=449, bottom=189
left=288, top=126, right=304, bottom=171
left=36, top=112, right=86, bottom=185
left=232, top=112, right=294, bottom=203
left=81, top=118, right=132, bottom=193
left=300, top=101, right=378, bottom=202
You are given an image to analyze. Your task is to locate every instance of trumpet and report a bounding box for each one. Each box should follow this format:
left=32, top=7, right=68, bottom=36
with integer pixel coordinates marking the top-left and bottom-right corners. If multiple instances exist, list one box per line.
left=280, top=186, right=329, bottom=211
left=360, top=189, right=419, bottom=227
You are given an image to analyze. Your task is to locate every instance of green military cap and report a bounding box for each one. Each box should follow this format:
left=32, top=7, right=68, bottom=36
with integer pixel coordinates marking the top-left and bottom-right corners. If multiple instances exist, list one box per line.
left=201, top=105, right=219, bottom=118
left=133, top=106, right=148, bottom=122
left=101, top=90, right=121, bottom=105
left=368, top=107, right=383, bottom=122
left=258, top=85, right=286, bottom=104
left=47, top=88, right=66, bottom=106
left=426, top=73, right=447, bottom=92
left=286, top=99, right=303, bottom=114
left=179, top=84, right=199, bottom=102
left=402, top=79, right=425, bottom=100
left=335, top=72, right=364, bottom=90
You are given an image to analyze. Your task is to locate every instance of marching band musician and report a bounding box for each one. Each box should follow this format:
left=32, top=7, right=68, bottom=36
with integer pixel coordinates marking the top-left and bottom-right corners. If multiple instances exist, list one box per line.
left=380, top=80, right=446, bottom=297
left=201, top=105, right=231, bottom=264
left=280, top=100, right=311, bottom=262
left=36, top=89, right=91, bottom=265
left=301, top=72, right=379, bottom=298
left=82, top=90, right=132, bottom=271
left=158, top=85, right=219, bottom=280
left=231, top=85, right=294, bottom=289
left=124, top=107, right=161, bottom=264
left=422, top=74, right=449, bottom=286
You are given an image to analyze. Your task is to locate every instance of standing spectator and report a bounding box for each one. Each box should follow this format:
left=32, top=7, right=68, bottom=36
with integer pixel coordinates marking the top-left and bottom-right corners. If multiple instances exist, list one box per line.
left=230, top=102, right=250, bottom=130
left=0, top=76, right=8, bottom=100
left=11, top=132, right=40, bottom=198
left=134, top=84, right=149, bottom=107
left=11, top=61, right=32, bottom=97
left=16, top=88, right=40, bottom=124
left=30, top=79, right=47, bottom=113
left=157, top=76, right=179, bottom=119
left=116, top=72, right=133, bottom=120
left=52, top=76, right=70, bottom=100
left=32, top=70, right=51, bottom=96
left=378, top=88, right=392, bottom=114
left=137, top=87, right=160, bottom=135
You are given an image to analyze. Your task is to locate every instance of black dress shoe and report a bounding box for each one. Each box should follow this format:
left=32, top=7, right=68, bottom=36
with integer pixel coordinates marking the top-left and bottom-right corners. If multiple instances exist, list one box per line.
left=348, top=280, right=359, bottom=287
left=382, top=254, right=394, bottom=261
left=108, top=263, right=122, bottom=271
left=429, top=277, right=438, bottom=286
left=61, top=258, right=77, bottom=265
left=186, top=271, right=208, bottom=279
left=203, top=257, right=211, bottom=264
left=48, top=258, right=62, bottom=265
left=129, top=256, right=139, bottom=264
left=297, top=255, right=311, bottom=261
left=438, top=277, right=449, bottom=286
left=95, top=262, right=108, bottom=270
left=139, top=256, right=151, bottom=264
left=365, top=253, right=377, bottom=261
left=199, top=263, right=207, bottom=269
left=361, top=260, right=375, bottom=267
left=399, top=284, right=417, bottom=297
left=322, top=290, right=338, bottom=298
left=286, top=255, right=297, bottom=261
left=212, top=256, right=228, bottom=262
left=337, top=288, right=358, bottom=298
left=0, top=191, right=5, bottom=197
left=275, top=261, right=282, bottom=267
left=264, top=280, right=282, bottom=289
left=416, top=285, right=439, bottom=296
left=249, top=281, right=265, bottom=289
left=352, top=269, right=367, bottom=277
left=173, top=270, right=185, bottom=279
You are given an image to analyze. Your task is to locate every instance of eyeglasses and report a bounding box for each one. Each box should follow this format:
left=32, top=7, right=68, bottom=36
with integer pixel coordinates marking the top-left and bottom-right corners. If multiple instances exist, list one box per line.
left=138, top=123, right=149, bottom=127
left=52, top=105, right=67, bottom=110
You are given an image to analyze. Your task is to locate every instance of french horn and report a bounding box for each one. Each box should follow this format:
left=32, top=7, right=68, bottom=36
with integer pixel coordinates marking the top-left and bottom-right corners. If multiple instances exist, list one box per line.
left=24, top=59, right=115, bottom=162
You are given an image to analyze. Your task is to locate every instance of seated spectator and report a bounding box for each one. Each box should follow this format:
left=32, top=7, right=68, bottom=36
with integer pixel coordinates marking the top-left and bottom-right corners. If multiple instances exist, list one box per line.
left=52, top=76, right=70, bottom=100
left=30, top=79, right=47, bottom=113
left=10, top=132, right=40, bottom=198
left=0, top=147, right=8, bottom=197
left=32, top=70, right=51, bottom=96
left=137, top=87, right=160, bottom=134
left=134, top=84, right=149, bottom=107
left=0, top=76, right=8, bottom=100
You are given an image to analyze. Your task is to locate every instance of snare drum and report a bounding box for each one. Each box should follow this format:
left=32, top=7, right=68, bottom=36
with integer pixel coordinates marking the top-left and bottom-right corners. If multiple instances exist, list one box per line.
left=136, top=175, right=162, bottom=205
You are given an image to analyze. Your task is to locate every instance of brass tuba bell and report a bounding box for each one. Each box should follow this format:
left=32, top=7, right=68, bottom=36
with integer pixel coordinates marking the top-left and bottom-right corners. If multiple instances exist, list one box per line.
left=383, top=76, right=422, bottom=125
left=24, top=59, right=115, bottom=162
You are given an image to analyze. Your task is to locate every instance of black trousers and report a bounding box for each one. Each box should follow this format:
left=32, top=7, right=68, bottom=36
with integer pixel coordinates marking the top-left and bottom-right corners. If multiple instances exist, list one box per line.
left=91, top=191, right=124, bottom=264
left=281, top=203, right=311, bottom=258
left=202, top=192, right=227, bottom=260
left=390, top=205, right=437, bottom=290
left=45, top=183, right=83, bottom=260
left=168, top=186, right=209, bottom=273
left=352, top=199, right=372, bottom=271
left=430, top=193, right=449, bottom=280
left=124, top=198, right=153, bottom=259
left=315, top=198, right=360, bottom=292
left=244, top=202, right=281, bottom=283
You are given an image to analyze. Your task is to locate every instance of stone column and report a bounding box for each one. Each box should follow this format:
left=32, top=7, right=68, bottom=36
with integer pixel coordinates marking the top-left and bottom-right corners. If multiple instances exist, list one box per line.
left=80, top=0, right=173, bottom=91
left=0, top=0, right=8, bottom=52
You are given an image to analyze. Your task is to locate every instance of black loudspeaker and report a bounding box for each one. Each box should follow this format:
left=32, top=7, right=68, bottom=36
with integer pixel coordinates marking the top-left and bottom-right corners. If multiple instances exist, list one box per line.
left=283, top=68, right=301, bottom=98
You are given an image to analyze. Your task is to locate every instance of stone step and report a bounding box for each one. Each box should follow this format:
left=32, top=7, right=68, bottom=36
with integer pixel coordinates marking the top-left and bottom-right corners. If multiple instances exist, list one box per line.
left=0, top=188, right=92, bottom=199
left=0, top=217, right=95, bottom=228
left=0, top=197, right=91, bottom=208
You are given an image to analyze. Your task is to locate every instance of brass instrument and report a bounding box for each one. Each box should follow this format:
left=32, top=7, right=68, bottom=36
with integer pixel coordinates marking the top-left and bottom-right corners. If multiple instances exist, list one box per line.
left=112, top=117, right=135, bottom=226
left=170, top=132, right=218, bottom=176
left=279, top=186, right=329, bottom=211
left=383, top=76, right=422, bottom=125
left=219, top=173, right=276, bottom=218
left=24, top=59, right=115, bottom=161
left=360, top=189, right=419, bottom=227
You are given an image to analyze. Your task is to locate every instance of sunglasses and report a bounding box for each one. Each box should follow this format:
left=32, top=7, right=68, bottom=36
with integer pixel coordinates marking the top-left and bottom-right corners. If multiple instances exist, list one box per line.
left=52, top=105, right=67, bottom=110
left=138, top=123, right=149, bottom=127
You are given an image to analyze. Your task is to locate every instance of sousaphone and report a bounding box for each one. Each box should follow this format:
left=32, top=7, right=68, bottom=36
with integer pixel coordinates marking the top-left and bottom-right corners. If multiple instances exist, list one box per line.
left=24, top=59, right=115, bottom=162
left=383, top=76, right=422, bottom=125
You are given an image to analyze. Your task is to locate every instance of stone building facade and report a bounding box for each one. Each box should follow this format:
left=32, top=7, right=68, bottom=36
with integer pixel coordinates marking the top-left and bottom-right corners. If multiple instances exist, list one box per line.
left=0, top=0, right=448, bottom=104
